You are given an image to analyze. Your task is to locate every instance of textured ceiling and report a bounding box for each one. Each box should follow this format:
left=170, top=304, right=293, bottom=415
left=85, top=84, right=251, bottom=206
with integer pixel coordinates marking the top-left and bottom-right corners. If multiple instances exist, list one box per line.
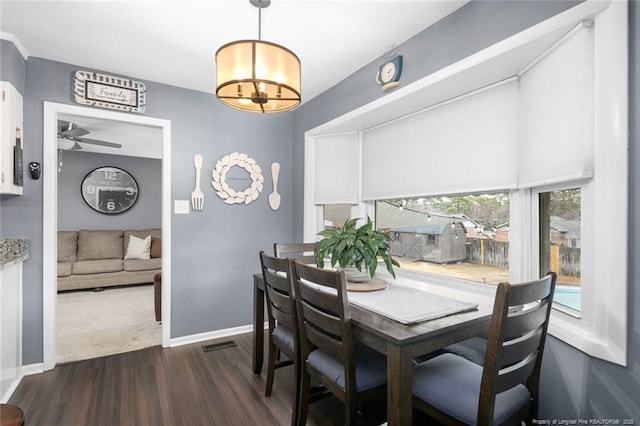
left=1, top=0, right=468, bottom=104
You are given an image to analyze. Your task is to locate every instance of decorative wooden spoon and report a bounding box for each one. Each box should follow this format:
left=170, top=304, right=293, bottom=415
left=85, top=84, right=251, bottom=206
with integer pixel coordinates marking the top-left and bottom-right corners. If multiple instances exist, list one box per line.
left=268, top=162, right=281, bottom=211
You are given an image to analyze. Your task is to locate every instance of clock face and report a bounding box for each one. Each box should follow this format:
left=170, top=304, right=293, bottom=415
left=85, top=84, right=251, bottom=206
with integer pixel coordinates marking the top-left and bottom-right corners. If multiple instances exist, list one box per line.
left=380, top=62, right=397, bottom=84
left=81, top=167, right=138, bottom=214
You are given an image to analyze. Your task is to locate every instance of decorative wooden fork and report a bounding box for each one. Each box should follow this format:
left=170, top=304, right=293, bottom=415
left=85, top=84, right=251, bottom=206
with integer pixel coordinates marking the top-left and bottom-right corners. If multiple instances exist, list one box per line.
left=191, top=154, right=204, bottom=211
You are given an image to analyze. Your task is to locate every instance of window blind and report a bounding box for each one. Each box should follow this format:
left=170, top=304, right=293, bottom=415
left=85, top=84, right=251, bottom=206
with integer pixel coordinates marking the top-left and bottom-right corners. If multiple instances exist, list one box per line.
left=517, top=24, right=594, bottom=187
left=361, top=80, right=518, bottom=200
left=313, top=133, right=360, bottom=204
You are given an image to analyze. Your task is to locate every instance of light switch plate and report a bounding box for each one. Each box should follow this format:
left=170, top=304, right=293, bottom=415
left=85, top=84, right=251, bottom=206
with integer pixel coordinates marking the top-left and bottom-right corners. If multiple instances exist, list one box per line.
left=174, top=200, right=190, bottom=214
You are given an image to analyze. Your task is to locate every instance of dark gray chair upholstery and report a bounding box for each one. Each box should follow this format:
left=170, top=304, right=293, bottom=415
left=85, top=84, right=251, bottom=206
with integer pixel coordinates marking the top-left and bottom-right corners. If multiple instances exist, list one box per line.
left=291, top=260, right=387, bottom=426
left=443, top=336, right=488, bottom=366
left=412, top=272, right=557, bottom=426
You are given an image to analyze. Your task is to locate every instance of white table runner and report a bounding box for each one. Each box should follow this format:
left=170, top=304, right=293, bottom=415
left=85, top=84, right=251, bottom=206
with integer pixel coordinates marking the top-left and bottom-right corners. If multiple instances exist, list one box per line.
left=347, top=284, right=478, bottom=325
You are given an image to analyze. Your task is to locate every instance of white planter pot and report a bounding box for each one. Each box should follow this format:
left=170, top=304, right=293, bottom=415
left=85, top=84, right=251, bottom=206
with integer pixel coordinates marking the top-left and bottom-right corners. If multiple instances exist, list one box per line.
left=343, top=267, right=371, bottom=283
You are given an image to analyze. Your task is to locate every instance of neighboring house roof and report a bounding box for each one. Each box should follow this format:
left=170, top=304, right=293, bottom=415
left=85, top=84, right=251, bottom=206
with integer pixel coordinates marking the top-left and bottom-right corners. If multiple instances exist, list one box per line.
left=550, top=216, right=581, bottom=240
left=493, top=217, right=581, bottom=240
left=390, top=223, right=463, bottom=235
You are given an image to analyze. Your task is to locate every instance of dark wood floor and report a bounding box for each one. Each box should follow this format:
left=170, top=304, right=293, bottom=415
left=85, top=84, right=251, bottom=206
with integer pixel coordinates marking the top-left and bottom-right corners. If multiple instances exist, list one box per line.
left=9, top=332, right=418, bottom=426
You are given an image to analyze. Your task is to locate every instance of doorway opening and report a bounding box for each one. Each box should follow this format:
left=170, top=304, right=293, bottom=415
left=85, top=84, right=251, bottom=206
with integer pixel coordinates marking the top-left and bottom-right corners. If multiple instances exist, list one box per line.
left=42, top=102, right=172, bottom=370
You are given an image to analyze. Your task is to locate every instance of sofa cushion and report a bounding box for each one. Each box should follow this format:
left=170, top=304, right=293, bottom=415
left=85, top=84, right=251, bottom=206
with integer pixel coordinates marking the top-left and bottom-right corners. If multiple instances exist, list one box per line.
left=125, top=235, right=151, bottom=260
left=58, top=231, right=78, bottom=262
left=72, top=259, right=124, bottom=275
left=124, top=229, right=161, bottom=252
left=77, top=230, right=124, bottom=260
left=151, top=237, right=161, bottom=258
left=57, top=261, right=73, bottom=277
left=124, top=258, right=161, bottom=272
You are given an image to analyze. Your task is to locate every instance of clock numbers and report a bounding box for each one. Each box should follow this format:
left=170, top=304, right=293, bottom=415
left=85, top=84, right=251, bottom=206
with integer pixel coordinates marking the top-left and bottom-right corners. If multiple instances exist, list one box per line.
left=81, top=167, right=138, bottom=214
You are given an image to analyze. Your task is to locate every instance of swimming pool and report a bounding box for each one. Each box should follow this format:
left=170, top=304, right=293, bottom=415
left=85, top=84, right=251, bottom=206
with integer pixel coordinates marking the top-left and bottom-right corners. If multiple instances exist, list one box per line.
left=553, top=286, right=581, bottom=311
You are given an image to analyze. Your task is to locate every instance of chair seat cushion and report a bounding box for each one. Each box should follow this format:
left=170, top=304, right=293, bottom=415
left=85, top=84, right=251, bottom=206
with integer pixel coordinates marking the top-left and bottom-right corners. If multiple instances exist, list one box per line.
left=443, top=336, right=487, bottom=365
left=412, top=353, right=531, bottom=426
left=307, top=343, right=386, bottom=392
left=272, top=325, right=295, bottom=353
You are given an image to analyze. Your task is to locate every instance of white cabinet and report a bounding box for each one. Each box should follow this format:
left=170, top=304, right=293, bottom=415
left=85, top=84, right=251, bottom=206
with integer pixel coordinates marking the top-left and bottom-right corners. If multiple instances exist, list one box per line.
left=0, top=81, right=24, bottom=195
left=0, top=261, right=23, bottom=402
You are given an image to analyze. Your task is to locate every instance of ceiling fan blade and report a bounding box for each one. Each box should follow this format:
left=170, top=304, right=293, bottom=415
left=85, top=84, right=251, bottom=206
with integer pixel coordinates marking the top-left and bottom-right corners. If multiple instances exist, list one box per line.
left=74, top=137, right=122, bottom=148
left=58, top=120, right=90, bottom=138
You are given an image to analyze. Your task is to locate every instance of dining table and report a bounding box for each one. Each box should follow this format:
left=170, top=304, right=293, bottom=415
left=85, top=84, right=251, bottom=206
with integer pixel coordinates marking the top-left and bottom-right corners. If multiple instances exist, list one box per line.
left=252, top=272, right=493, bottom=426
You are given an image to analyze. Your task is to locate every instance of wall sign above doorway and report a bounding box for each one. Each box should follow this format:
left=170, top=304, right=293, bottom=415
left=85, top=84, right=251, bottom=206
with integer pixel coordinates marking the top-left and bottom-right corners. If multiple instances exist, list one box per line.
left=73, top=70, right=146, bottom=113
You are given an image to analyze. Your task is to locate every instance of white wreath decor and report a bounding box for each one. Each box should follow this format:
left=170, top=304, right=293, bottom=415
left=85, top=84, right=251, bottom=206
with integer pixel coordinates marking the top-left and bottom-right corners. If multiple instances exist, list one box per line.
left=211, top=152, right=264, bottom=205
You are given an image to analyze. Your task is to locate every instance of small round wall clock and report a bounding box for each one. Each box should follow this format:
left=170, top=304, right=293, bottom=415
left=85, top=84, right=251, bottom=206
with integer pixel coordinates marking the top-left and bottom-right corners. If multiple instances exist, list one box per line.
left=81, top=166, right=139, bottom=214
left=376, top=55, right=403, bottom=92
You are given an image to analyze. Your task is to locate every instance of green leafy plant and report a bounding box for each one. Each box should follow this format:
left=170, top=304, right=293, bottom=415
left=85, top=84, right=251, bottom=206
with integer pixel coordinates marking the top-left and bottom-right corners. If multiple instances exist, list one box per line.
left=314, top=217, right=400, bottom=279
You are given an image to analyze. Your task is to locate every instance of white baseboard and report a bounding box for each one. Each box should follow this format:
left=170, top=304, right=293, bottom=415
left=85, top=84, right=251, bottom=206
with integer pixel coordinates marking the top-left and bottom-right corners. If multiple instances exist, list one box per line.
left=22, top=363, right=44, bottom=376
left=169, top=324, right=256, bottom=348
left=1, top=369, right=23, bottom=403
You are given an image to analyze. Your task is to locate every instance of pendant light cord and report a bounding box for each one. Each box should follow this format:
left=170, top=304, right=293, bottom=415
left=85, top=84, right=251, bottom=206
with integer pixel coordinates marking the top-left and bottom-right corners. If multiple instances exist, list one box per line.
left=258, top=2, right=262, bottom=40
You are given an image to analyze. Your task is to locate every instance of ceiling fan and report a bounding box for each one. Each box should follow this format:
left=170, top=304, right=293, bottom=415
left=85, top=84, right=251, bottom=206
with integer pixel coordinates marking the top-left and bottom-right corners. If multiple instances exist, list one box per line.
left=57, top=120, right=122, bottom=150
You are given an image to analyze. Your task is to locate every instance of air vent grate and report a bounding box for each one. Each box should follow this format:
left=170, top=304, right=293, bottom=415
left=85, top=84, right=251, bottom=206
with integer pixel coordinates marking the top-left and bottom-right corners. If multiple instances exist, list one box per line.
left=203, top=340, right=237, bottom=352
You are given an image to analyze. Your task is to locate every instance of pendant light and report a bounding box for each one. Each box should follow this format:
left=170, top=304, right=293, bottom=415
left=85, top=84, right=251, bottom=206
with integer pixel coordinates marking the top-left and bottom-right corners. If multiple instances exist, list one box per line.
left=215, top=0, right=301, bottom=113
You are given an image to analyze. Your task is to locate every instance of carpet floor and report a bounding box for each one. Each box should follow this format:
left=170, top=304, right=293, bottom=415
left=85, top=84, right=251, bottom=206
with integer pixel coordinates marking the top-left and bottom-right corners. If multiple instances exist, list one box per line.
left=56, top=284, right=161, bottom=364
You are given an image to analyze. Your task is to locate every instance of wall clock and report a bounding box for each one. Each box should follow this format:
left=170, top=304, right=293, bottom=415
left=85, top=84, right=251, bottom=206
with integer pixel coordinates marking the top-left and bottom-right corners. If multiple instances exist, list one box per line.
left=375, top=55, right=403, bottom=92
left=81, top=166, right=139, bottom=214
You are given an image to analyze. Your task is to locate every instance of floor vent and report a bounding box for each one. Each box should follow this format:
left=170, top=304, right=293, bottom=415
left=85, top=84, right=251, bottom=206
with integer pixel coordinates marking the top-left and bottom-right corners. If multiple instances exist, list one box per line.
left=203, top=340, right=237, bottom=352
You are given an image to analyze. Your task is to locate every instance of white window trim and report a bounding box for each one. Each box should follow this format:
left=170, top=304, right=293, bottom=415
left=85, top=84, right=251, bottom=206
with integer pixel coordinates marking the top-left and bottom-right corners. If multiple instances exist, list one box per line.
left=542, top=0, right=628, bottom=366
left=303, top=0, right=626, bottom=365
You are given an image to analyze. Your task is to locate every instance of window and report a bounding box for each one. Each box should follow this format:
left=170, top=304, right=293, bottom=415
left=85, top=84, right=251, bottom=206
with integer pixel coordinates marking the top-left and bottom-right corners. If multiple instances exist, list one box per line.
left=304, top=1, right=627, bottom=365
left=375, top=194, right=510, bottom=285
left=323, top=204, right=351, bottom=230
left=539, top=188, right=581, bottom=311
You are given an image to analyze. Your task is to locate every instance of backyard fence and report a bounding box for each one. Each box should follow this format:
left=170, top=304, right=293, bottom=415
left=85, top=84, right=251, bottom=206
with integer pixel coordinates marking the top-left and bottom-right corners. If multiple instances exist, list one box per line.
left=466, top=239, right=580, bottom=278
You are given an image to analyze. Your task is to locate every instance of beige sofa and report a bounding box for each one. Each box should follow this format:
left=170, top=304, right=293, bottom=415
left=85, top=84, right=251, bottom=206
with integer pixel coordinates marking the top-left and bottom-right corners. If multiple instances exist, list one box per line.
left=57, top=228, right=161, bottom=292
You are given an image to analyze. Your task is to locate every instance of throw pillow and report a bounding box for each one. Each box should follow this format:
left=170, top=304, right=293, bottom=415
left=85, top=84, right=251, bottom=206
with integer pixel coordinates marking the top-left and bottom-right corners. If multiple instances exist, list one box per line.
left=125, top=235, right=151, bottom=260
left=151, top=237, right=162, bottom=258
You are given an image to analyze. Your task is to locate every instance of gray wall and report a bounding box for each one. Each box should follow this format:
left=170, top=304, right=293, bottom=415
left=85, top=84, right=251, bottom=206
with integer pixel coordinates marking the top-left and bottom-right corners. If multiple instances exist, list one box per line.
left=57, top=151, right=161, bottom=231
left=1, top=53, right=295, bottom=363
left=292, top=0, right=640, bottom=421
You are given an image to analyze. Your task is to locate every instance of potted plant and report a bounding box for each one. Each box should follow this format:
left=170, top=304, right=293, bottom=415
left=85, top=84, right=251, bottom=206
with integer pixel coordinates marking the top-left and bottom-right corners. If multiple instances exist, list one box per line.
left=314, top=217, right=400, bottom=281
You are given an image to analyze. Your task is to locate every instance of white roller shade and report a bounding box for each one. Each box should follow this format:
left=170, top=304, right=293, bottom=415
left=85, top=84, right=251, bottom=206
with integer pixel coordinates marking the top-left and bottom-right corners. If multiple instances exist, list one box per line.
left=361, top=80, right=518, bottom=200
left=313, top=133, right=360, bottom=204
left=517, top=23, right=594, bottom=187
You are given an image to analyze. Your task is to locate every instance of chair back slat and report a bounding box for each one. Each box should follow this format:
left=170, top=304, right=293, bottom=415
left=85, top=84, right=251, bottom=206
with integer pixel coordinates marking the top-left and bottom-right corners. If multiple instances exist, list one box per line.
left=499, top=328, right=544, bottom=368
left=260, top=251, right=297, bottom=332
left=266, top=286, right=296, bottom=329
left=301, top=298, right=344, bottom=338
left=297, top=278, right=341, bottom=314
left=508, top=279, right=554, bottom=306
left=303, top=313, right=346, bottom=361
left=274, top=242, right=318, bottom=265
left=495, top=353, right=537, bottom=394
left=502, top=301, right=550, bottom=340
left=478, top=272, right=556, bottom=423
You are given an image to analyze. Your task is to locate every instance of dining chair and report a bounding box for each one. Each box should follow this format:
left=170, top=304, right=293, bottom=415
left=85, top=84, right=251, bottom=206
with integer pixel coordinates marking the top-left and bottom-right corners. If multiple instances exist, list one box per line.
left=291, top=260, right=387, bottom=426
left=411, top=272, right=557, bottom=426
left=273, top=242, right=317, bottom=265
left=259, top=251, right=301, bottom=424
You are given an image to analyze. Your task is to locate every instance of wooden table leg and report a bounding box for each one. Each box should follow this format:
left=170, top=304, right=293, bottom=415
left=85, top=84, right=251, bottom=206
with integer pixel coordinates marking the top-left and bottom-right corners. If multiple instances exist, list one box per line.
left=386, top=344, right=412, bottom=426
left=252, top=275, right=265, bottom=375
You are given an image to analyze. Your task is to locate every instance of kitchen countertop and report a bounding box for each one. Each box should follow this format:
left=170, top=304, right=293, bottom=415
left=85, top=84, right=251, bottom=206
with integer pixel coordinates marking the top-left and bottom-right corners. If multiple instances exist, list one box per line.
left=0, top=238, right=29, bottom=269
